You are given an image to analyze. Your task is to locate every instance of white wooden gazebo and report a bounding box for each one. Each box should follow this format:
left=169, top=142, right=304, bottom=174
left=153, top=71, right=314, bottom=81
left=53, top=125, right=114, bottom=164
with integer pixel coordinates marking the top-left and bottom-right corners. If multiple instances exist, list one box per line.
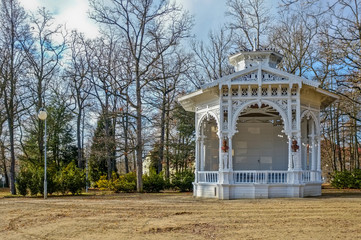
left=179, top=49, right=338, bottom=199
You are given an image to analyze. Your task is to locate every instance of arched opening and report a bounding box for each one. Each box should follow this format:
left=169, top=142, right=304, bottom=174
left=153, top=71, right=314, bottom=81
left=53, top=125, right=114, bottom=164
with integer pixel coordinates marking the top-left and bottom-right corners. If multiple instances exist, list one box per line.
left=301, top=116, right=317, bottom=171
left=232, top=104, right=288, bottom=170
left=199, top=115, right=219, bottom=171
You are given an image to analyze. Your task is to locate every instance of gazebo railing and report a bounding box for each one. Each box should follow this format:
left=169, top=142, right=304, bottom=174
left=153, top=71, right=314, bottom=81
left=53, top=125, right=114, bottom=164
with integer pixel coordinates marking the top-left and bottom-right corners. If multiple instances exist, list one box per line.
left=233, top=171, right=288, bottom=184
left=198, top=171, right=219, bottom=183
left=197, top=170, right=322, bottom=184
left=302, top=170, right=321, bottom=183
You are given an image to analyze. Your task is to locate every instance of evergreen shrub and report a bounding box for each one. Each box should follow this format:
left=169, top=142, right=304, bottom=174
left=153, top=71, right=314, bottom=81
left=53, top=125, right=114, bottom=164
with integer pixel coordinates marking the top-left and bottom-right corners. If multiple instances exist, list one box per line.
left=172, top=170, right=194, bottom=192
left=96, top=172, right=137, bottom=193
left=331, top=169, right=361, bottom=189
left=16, top=169, right=31, bottom=196
left=96, top=175, right=110, bottom=190
left=142, top=170, right=165, bottom=193
left=65, top=162, right=86, bottom=195
left=16, top=162, right=85, bottom=196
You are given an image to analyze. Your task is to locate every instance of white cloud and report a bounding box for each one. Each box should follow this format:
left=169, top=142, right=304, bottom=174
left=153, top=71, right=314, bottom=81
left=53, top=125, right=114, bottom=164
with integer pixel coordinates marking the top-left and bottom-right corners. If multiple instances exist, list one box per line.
left=19, top=0, right=99, bottom=38
left=176, top=0, right=227, bottom=41
left=19, top=0, right=228, bottom=40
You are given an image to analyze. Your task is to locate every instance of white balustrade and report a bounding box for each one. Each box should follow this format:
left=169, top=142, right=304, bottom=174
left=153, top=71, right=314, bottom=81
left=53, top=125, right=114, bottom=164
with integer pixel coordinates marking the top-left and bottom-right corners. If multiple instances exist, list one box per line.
left=233, top=171, right=288, bottom=184
left=197, top=170, right=321, bottom=184
left=198, top=171, right=219, bottom=183
left=302, top=170, right=321, bottom=183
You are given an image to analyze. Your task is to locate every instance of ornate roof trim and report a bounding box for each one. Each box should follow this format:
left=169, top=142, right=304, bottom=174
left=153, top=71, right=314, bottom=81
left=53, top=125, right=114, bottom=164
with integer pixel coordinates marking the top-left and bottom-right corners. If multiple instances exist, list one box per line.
left=201, top=65, right=320, bottom=90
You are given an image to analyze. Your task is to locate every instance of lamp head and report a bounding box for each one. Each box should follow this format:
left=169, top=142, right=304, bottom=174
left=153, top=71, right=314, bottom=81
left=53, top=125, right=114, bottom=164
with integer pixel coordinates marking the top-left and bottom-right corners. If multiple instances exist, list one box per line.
left=38, top=110, right=47, bottom=120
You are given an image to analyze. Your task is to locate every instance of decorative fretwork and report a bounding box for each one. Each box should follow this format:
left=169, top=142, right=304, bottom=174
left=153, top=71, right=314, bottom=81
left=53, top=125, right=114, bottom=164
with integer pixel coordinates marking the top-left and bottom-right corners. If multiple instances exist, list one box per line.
left=232, top=100, right=248, bottom=115
left=276, top=99, right=288, bottom=111
left=232, top=71, right=257, bottom=82
left=223, top=120, right=228, bottom=130
left=222, top=87, right=229, bottom=97
left=232, top=88, right=238, bottom=96
left=251, top=88, right=258, bottom=96
left=261, top=88, right=268, bottom=96
left=281, top=87, right=288, bottom=96
left=196, top=102, right=219, bottom=111
left=211, top=108, right=220, bottom=120
left=269, top=99, right=288, bottom=114
left=223, top=109, right=228, bottom=122
left=263, top=71, right=288, bottom=82
left=292, top=107, right=297, bottom=130
left=241, top=88, right=248, bottom=96
left=291, top=87, right=297, bottom=96
left=271, top=87, right=278, bottom=96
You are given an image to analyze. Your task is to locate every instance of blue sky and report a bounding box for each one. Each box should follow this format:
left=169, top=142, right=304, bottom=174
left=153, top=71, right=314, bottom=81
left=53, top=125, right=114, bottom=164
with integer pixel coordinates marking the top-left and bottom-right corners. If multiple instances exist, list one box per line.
left=179, top=0, right=228, bottom=40
left=19, top=0, right=228, bottom=40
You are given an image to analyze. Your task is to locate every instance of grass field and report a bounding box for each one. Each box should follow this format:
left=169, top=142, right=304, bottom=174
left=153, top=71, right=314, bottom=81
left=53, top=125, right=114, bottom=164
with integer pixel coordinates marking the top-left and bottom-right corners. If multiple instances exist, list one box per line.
left=1, top=186, right=361, bottom=239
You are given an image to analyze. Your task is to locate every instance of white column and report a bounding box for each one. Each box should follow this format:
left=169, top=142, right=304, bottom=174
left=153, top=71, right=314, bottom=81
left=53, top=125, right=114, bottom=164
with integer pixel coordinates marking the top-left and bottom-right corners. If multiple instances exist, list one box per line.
left=317, top=136, right=321, bottom=171
left=295, top=135, right=302, bottom=170
left=219, top=137, right=223, bottom=171
left=288, top=135, right=293, bottom=170
left=195, top=138, right=200, bottom=183
left=309, top=121, right=315, bottom=171
left=228, top=135, right=233, bottom=171
left=200, top=136, right=205, bottom=171
left=227, top=86, right=232, bottom=171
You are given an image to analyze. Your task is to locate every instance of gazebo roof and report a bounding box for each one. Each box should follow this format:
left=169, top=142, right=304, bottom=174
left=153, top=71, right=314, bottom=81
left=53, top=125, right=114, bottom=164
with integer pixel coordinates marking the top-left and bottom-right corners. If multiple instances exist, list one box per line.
left=179, top=50, right=339, bottom=112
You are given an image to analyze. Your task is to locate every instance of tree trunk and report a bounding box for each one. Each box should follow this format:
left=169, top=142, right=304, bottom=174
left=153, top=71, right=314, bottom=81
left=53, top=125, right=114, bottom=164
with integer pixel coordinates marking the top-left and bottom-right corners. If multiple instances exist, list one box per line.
left=335, top=105, right=343, bottom=171
left=136, top=79, right=143, bottom=192
left=165, top=100, right=170, bottom=179
left=77, top=103, right=82, bottom=168
left=8, top=114, right=16, bottom=195
left=1, top=141, right=9, bottom=187
left=157, top=95, right=166, bottom=174
left=123, top=103, right=129, bottom=173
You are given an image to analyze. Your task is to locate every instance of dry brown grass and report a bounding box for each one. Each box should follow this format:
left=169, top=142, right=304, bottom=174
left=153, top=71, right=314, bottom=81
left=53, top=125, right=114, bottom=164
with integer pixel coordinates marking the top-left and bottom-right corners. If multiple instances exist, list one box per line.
left=1, top=186, right=361, bottom=240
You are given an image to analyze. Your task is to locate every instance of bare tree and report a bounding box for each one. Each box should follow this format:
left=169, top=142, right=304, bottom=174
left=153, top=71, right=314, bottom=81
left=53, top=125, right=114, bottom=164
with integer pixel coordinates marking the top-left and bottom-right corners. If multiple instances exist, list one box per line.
left=270, top=9, right=318, bottom=76
left=0, top=0, right=29, bottom=194
left=89, top=0, right=192, bottom=191
left=66, top=30, right=93, bottom=168
left=191, top=27, right=234, bottom=87
left=86, top=35, right=120, bottom=179
left=147, top=45, right=191, bottom=176
left=226, top=0, right=271, bottom=49
left=21, top=7, right=66, bottom=166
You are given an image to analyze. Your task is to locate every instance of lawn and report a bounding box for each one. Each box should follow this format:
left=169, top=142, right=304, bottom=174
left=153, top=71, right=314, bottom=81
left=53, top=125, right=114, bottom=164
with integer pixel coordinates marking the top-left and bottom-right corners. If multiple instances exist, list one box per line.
left=1, top=186, right=361, bottom=239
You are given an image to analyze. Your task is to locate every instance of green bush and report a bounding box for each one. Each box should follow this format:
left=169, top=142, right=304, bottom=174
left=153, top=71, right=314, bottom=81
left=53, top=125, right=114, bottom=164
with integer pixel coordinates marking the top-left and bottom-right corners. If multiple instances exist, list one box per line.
left=66, top=162, right=86, bottom=195
left=331, top=169, right=361, bottom=189
left=110, top=172, right=137, bottom=193
left=56, top=162, right=85, bottom=195
left=46, top=169, right=58, bottom=195
left=16, top=169, right=31, bottom=196
left=95, top=175, right=110, bottom=190
left=28, top=167, right=42, bottom=196
left=172, top=170, right=194, bottom=192
left=142, top=170, right=165, bottom=193
left=352, top=169, right=361, bottom=188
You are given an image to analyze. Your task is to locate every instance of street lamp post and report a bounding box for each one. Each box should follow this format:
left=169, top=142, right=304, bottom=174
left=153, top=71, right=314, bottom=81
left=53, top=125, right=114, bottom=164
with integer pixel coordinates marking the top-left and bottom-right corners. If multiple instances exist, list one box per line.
left=38, top=109, right=48, bottom=199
